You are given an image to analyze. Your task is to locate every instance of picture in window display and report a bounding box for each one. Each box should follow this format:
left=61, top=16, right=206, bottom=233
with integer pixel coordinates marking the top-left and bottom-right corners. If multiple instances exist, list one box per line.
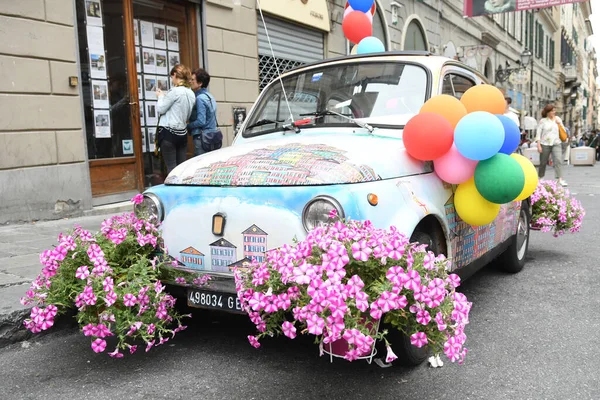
left=463, top=0, right=580, bottom=17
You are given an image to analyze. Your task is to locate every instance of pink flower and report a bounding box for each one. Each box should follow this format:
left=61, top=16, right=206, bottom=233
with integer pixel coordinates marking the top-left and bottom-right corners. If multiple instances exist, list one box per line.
left=123, top=293, right=137, bottom=307
left=147, top=323, right=155, bottom=335
left=82, top=323, right=96, bottom=337
left=369, top=303, right=383, bottom=320
left=91, top=338, right=107, bottom=353
left=416, top=309, right=431, bottom=325
left=129, top=345, right=137, bottom=354
left=435, top=312, right=447, bottom=331
left=75, top=266, right=90, bottom=280
left=385, top=345, right=398, bottom=363
left=103, top=277, right=114, bottom=292
left=282, top=321, right=297, bottom=339
left=175, top=277, right=186, bottom=285
left=351, top=240, right=372, bottom=262
left=423, top=252, right=436, bottom=270
left=446, top=274, right=461, bottom=289
left=145, top=340, right=155, bottom=352
left=344, top=348, right=361, bottom=361
left=131, top=194, right=144, bottom=205
left=410, top=332, right=428, bottom=348
left=328, top=209, right=338, bottom=219
left=108, top=348, right=124, bottom=359
left=248, top=335, right=261, bottom=349
left=345, top=275, right=364, bottom=297
left=386, top=266, right=407, bottom=286
left=306, top=314, right=325, bottom=335
left=104, top=291, right=117, bottom=307
left=96, top=324, right=113, bottom=338
left=354, top=291, right=369, bottom=312
left=404, top=269, right=421, bottom=291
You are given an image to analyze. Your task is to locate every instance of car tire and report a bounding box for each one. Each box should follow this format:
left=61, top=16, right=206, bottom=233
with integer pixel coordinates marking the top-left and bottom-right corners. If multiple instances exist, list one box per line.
left=495, top=200, right=530, bottom=273
left=378, top=229, right=439, bottom=367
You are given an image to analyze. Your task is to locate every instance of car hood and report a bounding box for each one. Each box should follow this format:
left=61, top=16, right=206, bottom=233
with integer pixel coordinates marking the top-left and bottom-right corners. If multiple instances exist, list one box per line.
left=164, top=132, right=425, bottom=186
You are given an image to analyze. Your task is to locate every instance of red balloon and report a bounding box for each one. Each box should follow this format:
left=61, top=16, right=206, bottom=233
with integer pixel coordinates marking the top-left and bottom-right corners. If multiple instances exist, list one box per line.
left=342, top=11, right=372, bottom=44
left=403, top=112, right=454, bottom=161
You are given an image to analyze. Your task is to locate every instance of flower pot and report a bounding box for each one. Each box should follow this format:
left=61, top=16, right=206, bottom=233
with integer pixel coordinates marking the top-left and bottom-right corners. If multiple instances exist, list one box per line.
left=322, top=319, right=379, bottom=364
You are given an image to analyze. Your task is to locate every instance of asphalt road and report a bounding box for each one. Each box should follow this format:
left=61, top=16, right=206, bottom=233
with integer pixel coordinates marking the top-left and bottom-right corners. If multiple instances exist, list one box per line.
left=1, top=169, right=599, bottom=400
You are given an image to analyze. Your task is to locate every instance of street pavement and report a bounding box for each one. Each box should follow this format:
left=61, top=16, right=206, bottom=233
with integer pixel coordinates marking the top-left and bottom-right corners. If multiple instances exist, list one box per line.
left=0, top=165, right=599, bottom=399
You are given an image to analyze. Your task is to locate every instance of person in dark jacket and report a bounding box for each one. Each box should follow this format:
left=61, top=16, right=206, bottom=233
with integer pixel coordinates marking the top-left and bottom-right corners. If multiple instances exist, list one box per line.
left=188, top=68, right=219, bottom=156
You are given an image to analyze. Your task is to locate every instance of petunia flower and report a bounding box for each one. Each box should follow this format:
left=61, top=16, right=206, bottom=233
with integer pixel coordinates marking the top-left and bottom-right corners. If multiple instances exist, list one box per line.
left=123, top=293, right=137, bottom=307
left=282, top=321, right=297, bottom=339
left=91, top=338, right=107, bottom=353
left=385, top=345, right=398, bottom=363
left=410, top=332, right=428, bottom=348
left=248, top=335, right=261, bottom=349
left=75, top=266, right=90, bottom=280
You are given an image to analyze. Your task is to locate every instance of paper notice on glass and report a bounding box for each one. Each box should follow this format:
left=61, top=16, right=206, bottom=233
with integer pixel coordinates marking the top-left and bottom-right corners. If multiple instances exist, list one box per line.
left=145, top=101, right=158, bottom=126
left=167, top=26, right=179, bottom=51
left=142, top=48, right=156, bottom=74
left=140, top=21, right=154, bottom=47
left=137, top=75, right=143, bottom=100
left=94, top=110, right=111, bottom=138
left=153, top=24, right=167, bottom=49
left=134, top=19, right=140, bottom=45
left=86, top=26, right=105, bottom=52
left=155, top=50, right=168, bottom=75
left=140, top=101, right=145, bottom=126
left=147, top=127, right=157, bottom=153
left=140, top=127, right=147, bottom=153
left=91, top=80, right=110, bottom=109
left=157, top=76, right=169, bottom=92
left=135, top=46, right=141, bottom=72
left=144, top=75, right=157, bottom=100
left=85, top=0, right=103, bottom=27
left=168, top=52, right=180, bottom=72
left=122, top=139, right=134, bottom=155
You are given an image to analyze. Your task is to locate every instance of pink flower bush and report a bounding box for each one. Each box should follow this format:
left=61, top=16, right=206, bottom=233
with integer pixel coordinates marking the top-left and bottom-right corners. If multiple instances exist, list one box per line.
left=531, top=180, right=585, bottom=237
left=21, top=196, right=209, bottom=358
left=235, top=218, right=471, bottom=364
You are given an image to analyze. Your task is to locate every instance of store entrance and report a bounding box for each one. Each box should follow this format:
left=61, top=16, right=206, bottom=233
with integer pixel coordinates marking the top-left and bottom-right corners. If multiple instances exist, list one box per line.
left=77, top=0, right=201, bottom=204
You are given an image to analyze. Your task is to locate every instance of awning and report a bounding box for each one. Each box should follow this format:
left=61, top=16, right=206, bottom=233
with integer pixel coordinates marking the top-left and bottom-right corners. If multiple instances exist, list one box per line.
left=256, top=0, right=330, bottom=32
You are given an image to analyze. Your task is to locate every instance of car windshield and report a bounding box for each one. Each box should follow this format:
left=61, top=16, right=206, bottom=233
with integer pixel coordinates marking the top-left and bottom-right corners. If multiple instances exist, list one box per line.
left=243, top=61, right=428, bottom=137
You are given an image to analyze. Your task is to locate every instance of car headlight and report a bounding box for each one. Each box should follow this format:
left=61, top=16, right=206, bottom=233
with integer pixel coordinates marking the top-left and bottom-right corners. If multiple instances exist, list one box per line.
left=133, top=193, right=164, bottom=222
left=302, top=196, right=344, bottom=232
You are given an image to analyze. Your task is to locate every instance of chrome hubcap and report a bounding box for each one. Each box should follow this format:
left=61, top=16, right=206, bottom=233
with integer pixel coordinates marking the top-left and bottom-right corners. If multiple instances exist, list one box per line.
left=516, top=209, right=529, bottom=260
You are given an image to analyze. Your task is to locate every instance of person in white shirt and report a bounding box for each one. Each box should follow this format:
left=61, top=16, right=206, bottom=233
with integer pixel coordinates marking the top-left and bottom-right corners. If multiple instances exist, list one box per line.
left=535, top=104, right=567, bottom=187
left=503, top=97, right=520, bottom=128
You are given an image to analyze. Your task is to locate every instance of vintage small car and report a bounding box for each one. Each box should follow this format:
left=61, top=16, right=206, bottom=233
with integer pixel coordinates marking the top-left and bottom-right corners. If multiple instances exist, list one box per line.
left=135, top=51, right=530, bottom=362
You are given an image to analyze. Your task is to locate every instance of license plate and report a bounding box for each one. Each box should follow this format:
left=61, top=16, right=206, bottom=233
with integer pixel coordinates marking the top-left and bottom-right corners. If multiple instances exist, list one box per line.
left=187, top=289, right=243, bottom=314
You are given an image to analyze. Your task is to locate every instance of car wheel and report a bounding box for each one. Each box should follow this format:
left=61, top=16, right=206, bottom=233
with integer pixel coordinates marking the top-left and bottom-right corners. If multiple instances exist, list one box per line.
left=496, top=200, right=530, bottom=273
left=378, top=229, right=439, bottom=367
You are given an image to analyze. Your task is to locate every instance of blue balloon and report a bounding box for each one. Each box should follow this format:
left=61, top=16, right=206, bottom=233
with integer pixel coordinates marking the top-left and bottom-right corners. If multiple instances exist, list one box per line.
left=348, top=0, right=374, bottom=13
left=495, top=115, right=521, bottom=155
left=454, top=111, right=505, bottom=161
left=356, top=36, right=385, bottom=54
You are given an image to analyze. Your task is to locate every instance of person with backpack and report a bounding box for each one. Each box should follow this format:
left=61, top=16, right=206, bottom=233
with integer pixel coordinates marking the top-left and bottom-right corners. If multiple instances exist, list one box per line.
left=188, top=68, right=222, bottom=156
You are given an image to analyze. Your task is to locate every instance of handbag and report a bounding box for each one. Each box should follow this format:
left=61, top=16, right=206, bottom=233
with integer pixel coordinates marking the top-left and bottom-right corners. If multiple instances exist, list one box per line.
left=200, top=94, right=223, bottom=152
left=557, top=121, right=568, bottom=143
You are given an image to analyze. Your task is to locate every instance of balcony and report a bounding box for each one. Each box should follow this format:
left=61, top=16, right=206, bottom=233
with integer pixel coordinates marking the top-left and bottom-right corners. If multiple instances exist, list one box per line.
left=563, top=64, right=577, bottom=82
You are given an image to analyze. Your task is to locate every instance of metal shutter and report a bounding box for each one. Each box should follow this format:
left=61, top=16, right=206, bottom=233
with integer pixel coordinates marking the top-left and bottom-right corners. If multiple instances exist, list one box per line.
left=257, top=15, right=324, bottom=90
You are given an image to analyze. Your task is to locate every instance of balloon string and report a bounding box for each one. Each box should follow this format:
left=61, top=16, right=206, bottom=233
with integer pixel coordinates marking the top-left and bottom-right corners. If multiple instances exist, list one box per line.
left=256, top=0, right=295, bottom=125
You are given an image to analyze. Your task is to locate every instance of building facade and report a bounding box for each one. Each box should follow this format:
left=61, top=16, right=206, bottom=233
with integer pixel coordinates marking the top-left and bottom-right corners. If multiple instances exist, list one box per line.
left=0, top=0, right=597, bottom=224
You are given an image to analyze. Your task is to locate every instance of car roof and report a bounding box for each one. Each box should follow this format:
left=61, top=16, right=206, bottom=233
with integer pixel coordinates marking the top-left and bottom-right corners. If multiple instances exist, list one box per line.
left=278, top=51, right=487, bottom=83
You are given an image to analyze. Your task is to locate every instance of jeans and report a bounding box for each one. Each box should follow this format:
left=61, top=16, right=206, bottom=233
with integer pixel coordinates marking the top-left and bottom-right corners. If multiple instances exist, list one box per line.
left=158, top=127, right=188, bottom=174
left=193, top=135, right=207, bottom=157
left=538, top=144, right=563, bottom=179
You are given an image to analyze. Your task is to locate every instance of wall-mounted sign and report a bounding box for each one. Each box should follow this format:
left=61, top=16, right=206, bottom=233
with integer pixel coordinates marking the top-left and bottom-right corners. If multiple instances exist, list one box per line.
left=464, top=0, right=588, bottom=17
left=257, top=0, right=330, bottom=32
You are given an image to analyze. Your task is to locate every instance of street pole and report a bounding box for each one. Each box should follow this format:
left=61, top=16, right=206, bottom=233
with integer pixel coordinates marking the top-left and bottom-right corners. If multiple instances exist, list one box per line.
left=529, top=58, right=534, bottom=117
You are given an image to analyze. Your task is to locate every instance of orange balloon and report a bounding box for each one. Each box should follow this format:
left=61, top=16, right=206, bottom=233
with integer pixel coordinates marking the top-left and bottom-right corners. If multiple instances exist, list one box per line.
left=420, top=95, right=468, bottom=128
left=460, top=84, right=506, bottom=114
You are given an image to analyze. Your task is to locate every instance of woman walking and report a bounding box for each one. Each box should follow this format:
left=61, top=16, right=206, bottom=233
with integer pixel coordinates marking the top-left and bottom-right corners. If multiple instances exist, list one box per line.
left=156, top=64, right=196, bottom=173
left=535, top=104, right=567, bottom=187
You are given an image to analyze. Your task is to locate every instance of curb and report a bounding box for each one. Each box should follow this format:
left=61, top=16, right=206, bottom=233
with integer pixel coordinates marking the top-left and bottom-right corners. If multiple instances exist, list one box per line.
left=83, top=201, right=132, bottom=217
left=0, top=307, right=78, bottom=349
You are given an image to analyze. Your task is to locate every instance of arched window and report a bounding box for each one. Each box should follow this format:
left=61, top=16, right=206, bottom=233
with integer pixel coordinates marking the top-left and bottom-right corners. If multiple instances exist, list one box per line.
left=371, top=7, right=387, bottom=50
left=404, top=20, right=427, bottom=51
left=484, top=59, right=493, bottom=81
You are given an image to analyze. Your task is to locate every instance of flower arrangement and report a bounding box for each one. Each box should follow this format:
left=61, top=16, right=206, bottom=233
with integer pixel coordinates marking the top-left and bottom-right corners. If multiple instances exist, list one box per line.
left=234, top=211, right=471, bottom=365
left=530, top=180, right=585, bottom=237
left=20, top=195, right=208, bottom=358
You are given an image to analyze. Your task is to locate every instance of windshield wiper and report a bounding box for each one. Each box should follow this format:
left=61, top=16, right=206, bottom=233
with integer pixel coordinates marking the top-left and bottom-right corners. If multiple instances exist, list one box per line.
left=300, top=109, right=374, bottom=134
left=245, top=118, right=284, bottom=130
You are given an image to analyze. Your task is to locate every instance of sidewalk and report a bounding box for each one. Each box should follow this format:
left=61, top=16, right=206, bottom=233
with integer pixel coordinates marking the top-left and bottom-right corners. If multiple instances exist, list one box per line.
left=0, top=202, right=132, bottom=347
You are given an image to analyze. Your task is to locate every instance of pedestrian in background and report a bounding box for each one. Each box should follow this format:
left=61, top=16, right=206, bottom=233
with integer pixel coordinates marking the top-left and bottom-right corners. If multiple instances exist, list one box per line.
left=156, top=64, right=195, bottom=173
left=503, top=96, right=520, bottom=129
left=535, top=104, right=568, bottom=187
left=188, top=68, right=222, bottom=156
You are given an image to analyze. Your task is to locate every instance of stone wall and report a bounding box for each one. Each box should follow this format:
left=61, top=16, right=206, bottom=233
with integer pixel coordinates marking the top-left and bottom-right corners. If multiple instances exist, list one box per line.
left=0, top=0, right=91, bottom=224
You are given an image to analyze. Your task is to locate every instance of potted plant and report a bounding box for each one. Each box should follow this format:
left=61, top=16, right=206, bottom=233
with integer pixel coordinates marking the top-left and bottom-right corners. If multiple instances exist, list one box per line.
left=234, top=211, right=471, bottom=365
left=20, top=195, right=208, bottom=357
left=530, top=180, right=585, bottom=237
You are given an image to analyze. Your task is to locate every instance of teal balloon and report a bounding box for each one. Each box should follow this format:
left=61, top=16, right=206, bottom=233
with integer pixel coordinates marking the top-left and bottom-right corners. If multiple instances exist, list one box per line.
left=454, top=111, right=505, bottom=160
left=356, top=36, right=385, bottom=54
left=474, top=153, right=525, bottom=204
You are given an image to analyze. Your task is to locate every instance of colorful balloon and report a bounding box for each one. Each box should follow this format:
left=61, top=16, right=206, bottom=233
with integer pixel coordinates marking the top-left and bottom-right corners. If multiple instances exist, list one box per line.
left=420, top=95, right=468, bottom=129
left=510, top=153, right=539, bottom=201
left=434, top=144, right=478, bottom=184
left=474, top=153, right=525, bottom=204
left=356, top=36, right=385, bottom=54
left=496, top=115, right=521, bottom=155
left=460, top=84, right=506, bottom=114
left=350, top=45, right=359, bottom=55
left=455, top=178, right=501, bottom=226
left=344, top=3, right=375, bottom=23
left=348, top=0, right=375, bottom=13
left=454, top=111, right=505, bottom=160
left=342, top=11, right=373, bottom=44
left=403, top=112, right=454, bottom=161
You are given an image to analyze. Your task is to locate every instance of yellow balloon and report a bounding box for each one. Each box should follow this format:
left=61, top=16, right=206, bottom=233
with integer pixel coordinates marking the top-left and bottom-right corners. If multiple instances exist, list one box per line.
left=510, top=153, right=539, bottom=201
left=455, top=177, right=501, bottom=226
left=350, top=45, right=358, bottom=55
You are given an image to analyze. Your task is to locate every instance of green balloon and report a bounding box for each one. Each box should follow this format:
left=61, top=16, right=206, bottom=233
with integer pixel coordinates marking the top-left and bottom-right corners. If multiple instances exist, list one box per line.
left=474, top=153, right=525, bottom=204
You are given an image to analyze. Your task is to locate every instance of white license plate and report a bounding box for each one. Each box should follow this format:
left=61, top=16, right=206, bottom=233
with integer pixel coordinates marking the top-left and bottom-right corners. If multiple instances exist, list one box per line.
left=187, top=289, right=243, bottom=314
